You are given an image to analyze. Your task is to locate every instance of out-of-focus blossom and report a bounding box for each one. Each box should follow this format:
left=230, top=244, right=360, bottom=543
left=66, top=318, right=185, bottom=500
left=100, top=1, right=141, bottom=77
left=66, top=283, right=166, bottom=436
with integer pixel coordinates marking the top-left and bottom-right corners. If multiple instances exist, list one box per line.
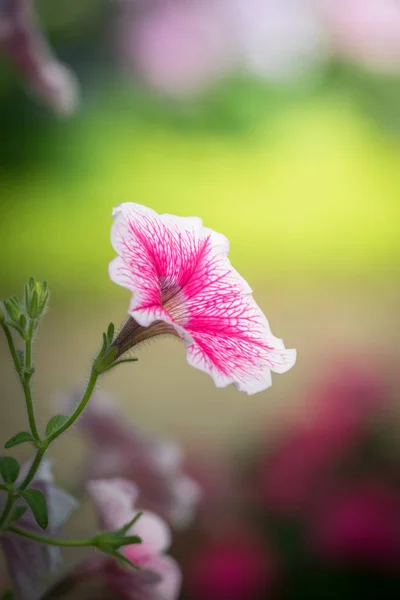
left=321, top=0, right=400, bottom=74
left=110, top=203, right=296, bottom=394
left=65, top=390, right=200, bottom=529
left=185, top=529, right=276, bottom=600
left=83, top=478, right=181, bottom=600
left=114, top=0, right=330, bottom=96
left=257, top=360, right=387, bottom=514
left=0, top=0, right=79, bottom=114
left=310, top=481, right=400, bottom=567
left=115, top=0, right=234, bottom=97
left=0, top=461, right=78, bottom=600
left=227, top=0, right=328, bottom=82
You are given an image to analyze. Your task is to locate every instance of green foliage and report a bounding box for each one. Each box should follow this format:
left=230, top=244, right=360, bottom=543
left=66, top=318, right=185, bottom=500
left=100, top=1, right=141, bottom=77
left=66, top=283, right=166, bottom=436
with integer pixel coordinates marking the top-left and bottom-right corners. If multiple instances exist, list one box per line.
left=4, top=432, right=36, bottom=449
left=0, top=457, right=20, bottom=484
left=9, top=505, right=28, bottom=524
left=21, top=489, right=48, bottom=529
left=45, top=415, right=69, bottom=437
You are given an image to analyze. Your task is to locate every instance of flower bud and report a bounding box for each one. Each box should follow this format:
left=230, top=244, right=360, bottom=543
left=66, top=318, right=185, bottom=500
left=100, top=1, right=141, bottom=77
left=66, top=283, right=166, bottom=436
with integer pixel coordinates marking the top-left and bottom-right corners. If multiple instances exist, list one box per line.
left=25, top=278, right=49, bottom=319
left=3, top=297, right=23, bottom=324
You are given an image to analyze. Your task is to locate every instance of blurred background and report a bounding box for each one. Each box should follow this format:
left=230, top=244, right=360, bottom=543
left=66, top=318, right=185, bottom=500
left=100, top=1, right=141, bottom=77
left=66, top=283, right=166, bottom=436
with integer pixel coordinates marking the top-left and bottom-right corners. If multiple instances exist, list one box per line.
left=0, top=0, right=400, bottom=598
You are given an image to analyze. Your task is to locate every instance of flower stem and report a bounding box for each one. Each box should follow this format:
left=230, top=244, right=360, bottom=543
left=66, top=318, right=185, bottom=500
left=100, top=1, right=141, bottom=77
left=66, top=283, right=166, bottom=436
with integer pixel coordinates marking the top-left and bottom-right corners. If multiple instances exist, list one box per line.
left=1, top=323, right=21, bottom=376
left=8, top=525, right=97, bottom=547
left=0, top=492, right=16, bottom=530
left=45, top=366, right=99, bottom=444
left=18, top=446, right=46, bottom=492
left=0, top=365, right=99, bottom=530
left=22, top=320, right=41, bottom=442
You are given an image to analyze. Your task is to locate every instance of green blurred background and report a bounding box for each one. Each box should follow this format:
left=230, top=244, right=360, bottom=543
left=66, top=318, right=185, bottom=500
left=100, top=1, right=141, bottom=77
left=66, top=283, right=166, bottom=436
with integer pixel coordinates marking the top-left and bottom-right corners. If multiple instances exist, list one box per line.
left=1, top=1, right=400, bottom=598
left=1, top=0, right=400, bottom=451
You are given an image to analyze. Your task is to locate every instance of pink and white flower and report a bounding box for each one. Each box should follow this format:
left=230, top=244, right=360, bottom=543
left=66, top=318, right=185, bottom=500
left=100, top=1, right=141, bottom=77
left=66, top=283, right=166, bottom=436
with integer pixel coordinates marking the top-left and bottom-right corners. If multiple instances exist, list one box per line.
left=110, top=203, right=296, bottom=395
left=87, top=478, right=181, bottom=600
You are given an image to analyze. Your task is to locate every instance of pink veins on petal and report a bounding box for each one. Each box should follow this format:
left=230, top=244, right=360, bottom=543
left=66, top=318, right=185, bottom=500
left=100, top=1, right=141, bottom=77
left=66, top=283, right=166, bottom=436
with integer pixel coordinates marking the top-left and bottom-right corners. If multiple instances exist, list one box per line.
left=109, top=203, right=296, bottom=394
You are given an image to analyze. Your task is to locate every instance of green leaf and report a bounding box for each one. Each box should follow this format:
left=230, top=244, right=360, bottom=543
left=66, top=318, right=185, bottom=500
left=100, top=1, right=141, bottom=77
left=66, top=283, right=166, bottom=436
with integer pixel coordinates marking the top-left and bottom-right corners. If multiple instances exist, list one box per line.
left=118, top=512, right=143, bottom=535
left=45, top=414, right=68, bottom=437
left=9, top=504, right=28, bottom=523
left=107, top=322, right=115, bottom=344
left=5, top=432, right=36, bottom=449
left=0, top=456, right=20, bottom=484
left=21, top=489, right=48, bottom=529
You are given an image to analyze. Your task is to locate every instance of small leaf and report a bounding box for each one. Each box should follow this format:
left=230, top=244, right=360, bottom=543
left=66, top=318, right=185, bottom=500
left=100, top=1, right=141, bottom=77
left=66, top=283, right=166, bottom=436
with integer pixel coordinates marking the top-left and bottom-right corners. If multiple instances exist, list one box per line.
left=0, top=456, right=20, bottom=484
left=9, top=504, right=28, bottom=523
left=21, top=489, right=48, bottom=529
left=107, top=322, right=115, bottom=344
left=118, top=511, right=143, bottom=535
left=45, top=414, right=68, bottom=437
left=5, top=432, right=35, bottom=449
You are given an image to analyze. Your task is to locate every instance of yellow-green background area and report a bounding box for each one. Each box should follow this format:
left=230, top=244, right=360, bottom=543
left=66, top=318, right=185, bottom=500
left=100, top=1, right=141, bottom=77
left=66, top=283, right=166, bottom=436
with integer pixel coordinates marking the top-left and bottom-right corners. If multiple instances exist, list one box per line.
left=0, top=65, right=400, bottom=469
left=0, top=93, right=399, bottom=299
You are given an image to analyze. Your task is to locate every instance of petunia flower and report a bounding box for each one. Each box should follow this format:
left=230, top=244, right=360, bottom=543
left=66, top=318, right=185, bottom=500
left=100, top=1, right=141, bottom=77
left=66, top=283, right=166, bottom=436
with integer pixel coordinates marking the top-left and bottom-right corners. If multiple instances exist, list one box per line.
left=62, top=390, right=200, bottom=529
left=0, top=461, right=78, bottom=600
left=84, top=477, right=181, bottom=600
left=109, top=203, right=296, bottom=395
left=0, top=0, right=79, bottom=114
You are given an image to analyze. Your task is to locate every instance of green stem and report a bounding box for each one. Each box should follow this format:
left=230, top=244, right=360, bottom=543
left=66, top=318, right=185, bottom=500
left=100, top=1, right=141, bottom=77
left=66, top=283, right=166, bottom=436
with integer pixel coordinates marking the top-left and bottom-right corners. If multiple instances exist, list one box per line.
left=25, top=336, right=32, bottom=371
left=21, top=378, right=40, bottom=442
left=0, top=492, right=16, bottom=530
left=18, top=447, right=46, bottom=492
left=23, top=321, right=40, bottom=442
left=1, top=324, right=21, bottom=375
left=0, top=366, right=99, bottom=531
left=8, top=525, right=96, bottom=548
left=45, top=366, right=99, bottom=444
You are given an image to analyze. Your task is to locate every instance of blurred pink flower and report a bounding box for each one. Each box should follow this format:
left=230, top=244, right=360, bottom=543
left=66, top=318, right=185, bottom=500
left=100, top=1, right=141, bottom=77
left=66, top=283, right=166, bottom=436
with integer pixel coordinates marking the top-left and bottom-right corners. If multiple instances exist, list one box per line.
left=86, top=478, right=181, bottom=600
left=185, top=529, right=276, bottom=600
left=68, top=391, right=200, bottom=529
left=0, top=0, right=79, bottom=114
left=110, top=203, right=296, bottom=394
left=310, top=481, right=400, bottom=567
left=257, top=360, right=387, bottom=514
left=115, top=0, right=234, bottom=97
left=0, top=461, right=78, bottom=600
left=321, top=0, right=400, bottom=74
left=227, top=0, right=328, bottom=82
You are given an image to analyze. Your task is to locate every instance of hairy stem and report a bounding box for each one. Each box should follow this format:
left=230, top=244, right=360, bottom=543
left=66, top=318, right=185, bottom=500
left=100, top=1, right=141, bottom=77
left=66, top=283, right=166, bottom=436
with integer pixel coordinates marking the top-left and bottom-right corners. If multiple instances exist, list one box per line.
left=1, top=324, right=21, bottom=376
left=8, top=525, right=97, bottom=547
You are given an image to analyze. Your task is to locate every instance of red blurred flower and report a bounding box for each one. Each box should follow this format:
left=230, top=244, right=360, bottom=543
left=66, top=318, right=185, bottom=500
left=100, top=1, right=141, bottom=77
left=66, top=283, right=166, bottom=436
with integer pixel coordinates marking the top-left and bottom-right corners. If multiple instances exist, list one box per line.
left=257, top=360, right=388, bottom=515
left=185, top=529, right=277, bottom=600
left=310, top=481, right=400, bottom=568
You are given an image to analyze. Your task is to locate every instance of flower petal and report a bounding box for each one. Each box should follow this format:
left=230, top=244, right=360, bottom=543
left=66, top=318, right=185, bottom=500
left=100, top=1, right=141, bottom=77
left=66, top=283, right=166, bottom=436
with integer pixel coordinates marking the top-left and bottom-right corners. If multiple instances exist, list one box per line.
left=110, top=203, right=296, bottom=394
left=87, top=478, right=139, bottom=532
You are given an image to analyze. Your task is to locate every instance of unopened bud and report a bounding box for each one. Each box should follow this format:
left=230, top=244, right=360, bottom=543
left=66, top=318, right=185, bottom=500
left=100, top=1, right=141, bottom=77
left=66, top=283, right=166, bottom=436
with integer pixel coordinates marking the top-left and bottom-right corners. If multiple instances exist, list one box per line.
left=25, top=278, right=49, bottom=319
left=4, top=298, right=23, bottom=324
